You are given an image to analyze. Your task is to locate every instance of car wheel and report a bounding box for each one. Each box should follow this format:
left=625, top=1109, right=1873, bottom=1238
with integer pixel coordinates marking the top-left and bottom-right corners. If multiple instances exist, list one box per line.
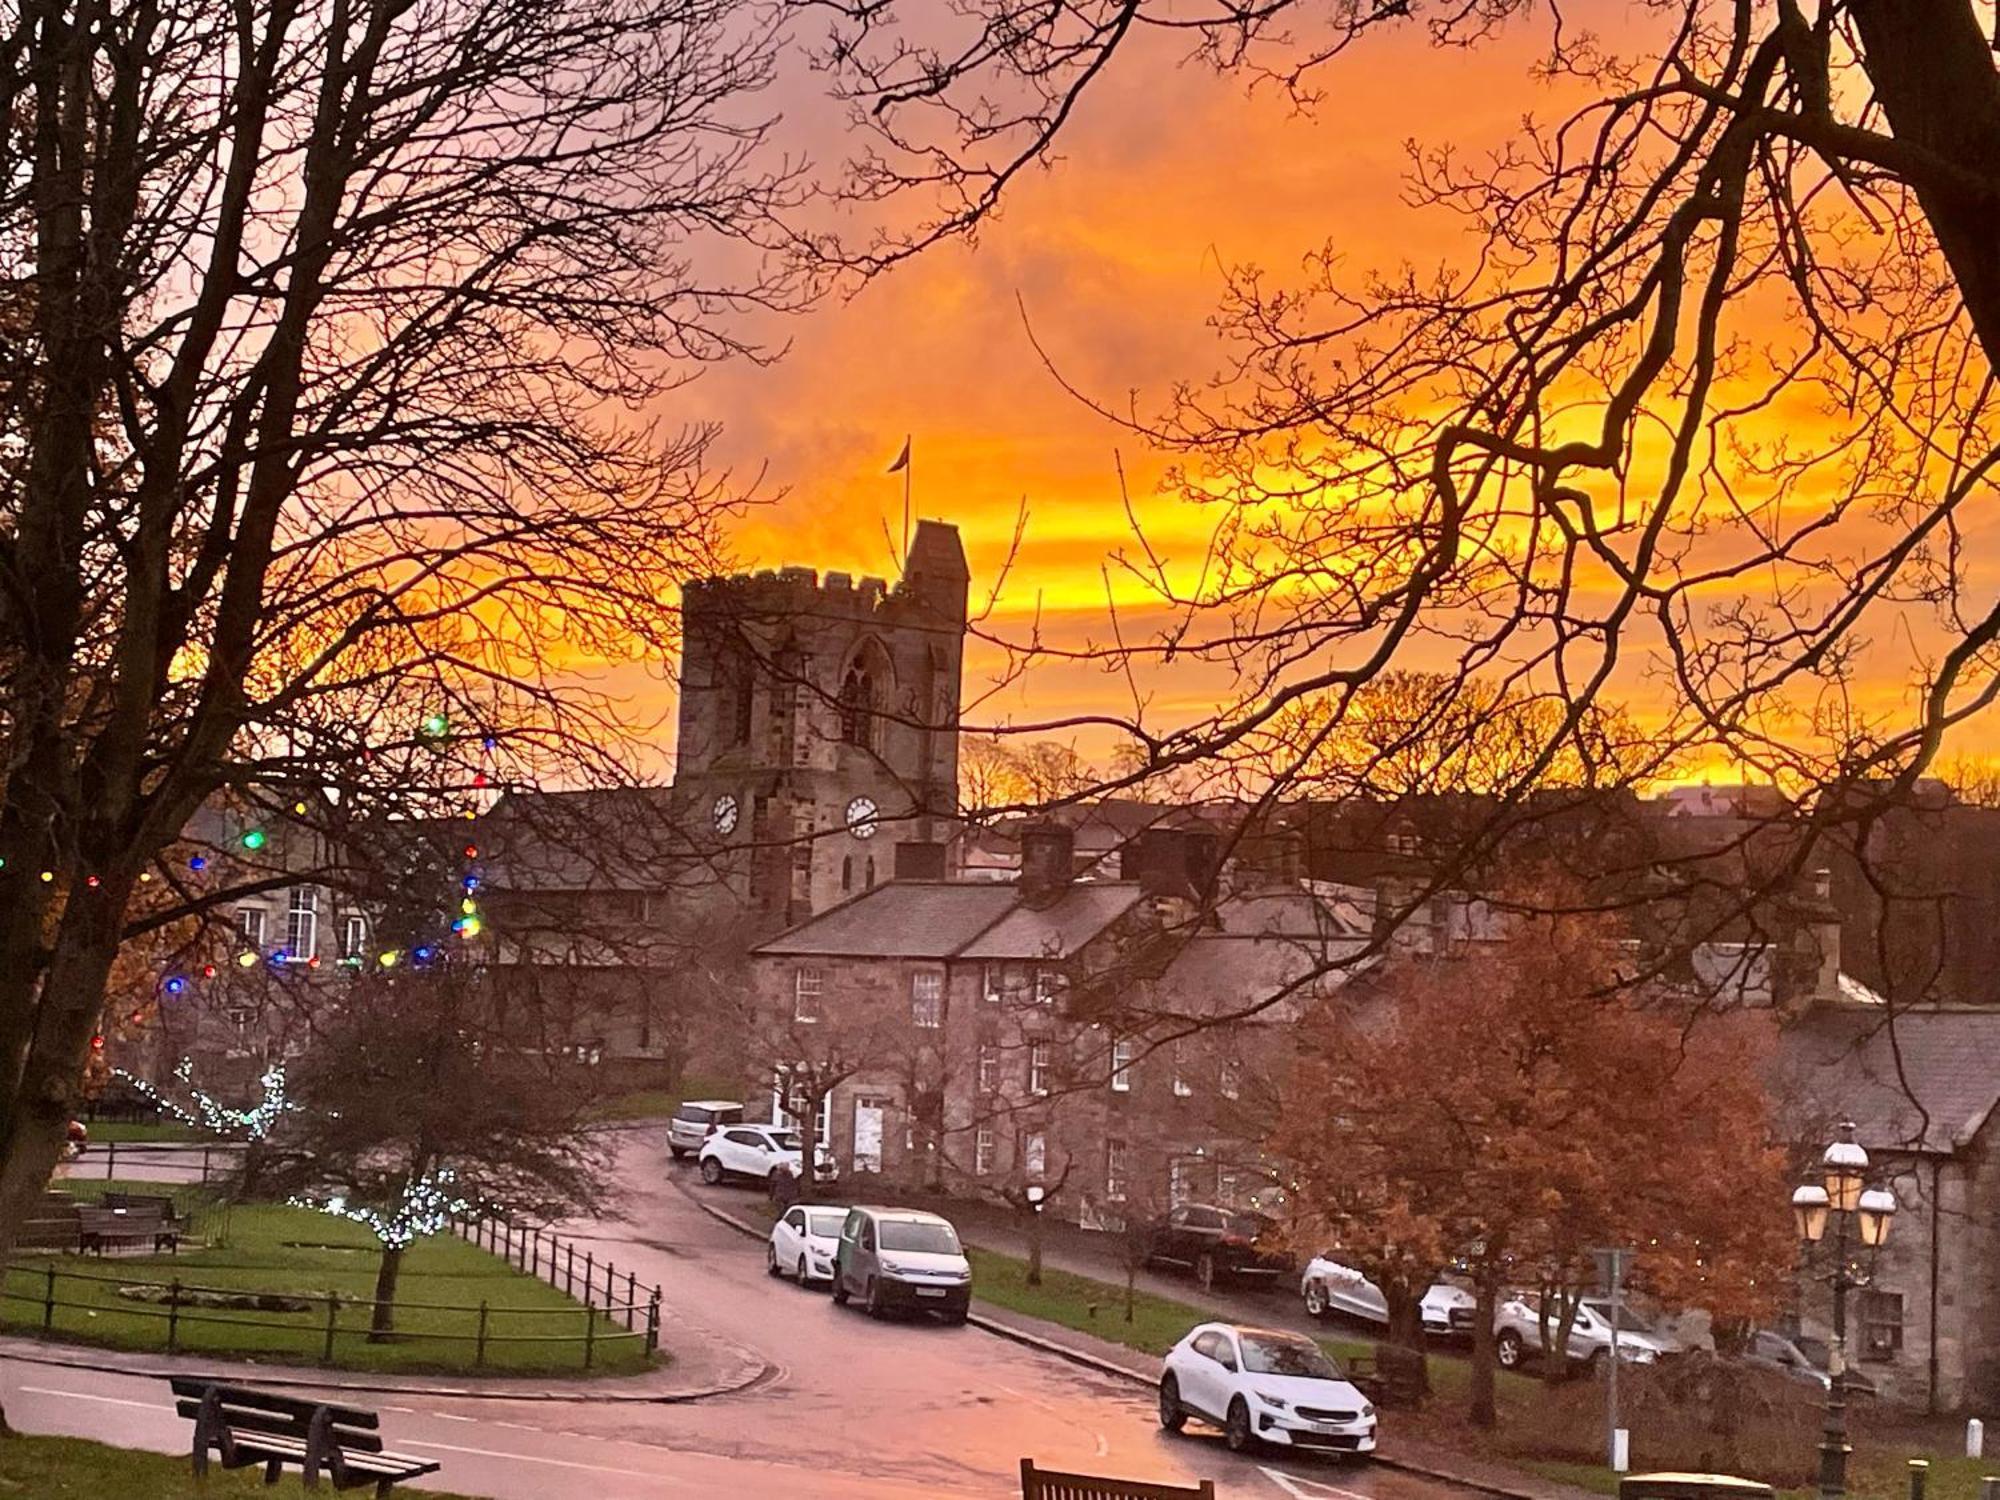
left=865, top=1278, right=882, bottom=1318
left=766, top=1244, right=781, bottom=1277
left=1303, top=1280, right=1329, bottom=1320
left=1196, top=1253, right=1218, bottom=1292
left=668, top=1146, right=688, bottom=1160
left=797, top=1255, right=810, bottom=1284
left=699, top=1157, right=723, bottom=1185
left=1224, top=1397, right=1254, bottom=1453
left=831, top=1274, right=849, bottom=1306
left=1158, top=1375, right=1187, bottom=1433
left=1496, top=1329, right=1525, bottom=1370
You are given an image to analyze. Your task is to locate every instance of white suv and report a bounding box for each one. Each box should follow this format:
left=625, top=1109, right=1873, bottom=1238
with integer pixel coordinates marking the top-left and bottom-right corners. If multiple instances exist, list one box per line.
left=698, top=1124, right=837, bottom=1186
left=1159, top=1322, right=1377, bottom=1457
left=1493, top=1292, right=1675, bottom=1370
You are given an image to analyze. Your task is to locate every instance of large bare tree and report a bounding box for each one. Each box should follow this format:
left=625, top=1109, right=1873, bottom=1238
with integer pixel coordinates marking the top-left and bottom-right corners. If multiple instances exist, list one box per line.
left=804, top=0, right=2000, bottom=885
left=0, top=0, right=806, bottom=1332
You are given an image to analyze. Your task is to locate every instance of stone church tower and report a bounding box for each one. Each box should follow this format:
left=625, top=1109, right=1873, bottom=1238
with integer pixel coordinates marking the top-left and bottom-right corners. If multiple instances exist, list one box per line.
left=672, top=521, right=969, bottom=927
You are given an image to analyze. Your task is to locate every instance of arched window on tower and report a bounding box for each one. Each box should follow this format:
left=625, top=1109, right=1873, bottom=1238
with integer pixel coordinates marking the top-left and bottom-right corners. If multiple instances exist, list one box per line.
left=720, top=643, right=754, bottom=746
left=838, top=666, right=875, bottom=749
left=842, top=856, right=854, bottom=893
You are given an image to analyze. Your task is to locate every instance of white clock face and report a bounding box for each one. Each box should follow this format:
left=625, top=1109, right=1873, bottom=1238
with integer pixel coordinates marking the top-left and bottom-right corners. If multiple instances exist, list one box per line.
left=845, top=797, right=879, bottom=839
left=712, top=794, right=739, bottom=834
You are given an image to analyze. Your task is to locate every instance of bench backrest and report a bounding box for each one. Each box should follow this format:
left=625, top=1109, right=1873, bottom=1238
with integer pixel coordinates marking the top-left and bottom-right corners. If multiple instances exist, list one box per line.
left=170, top=1379, right=384, bottom=1455
left=77, top=1205, right=162, bottom=1232
left=1020, top=1458, right=1216, bottom=1499
left=104, top=1192, right=179, bottom=1218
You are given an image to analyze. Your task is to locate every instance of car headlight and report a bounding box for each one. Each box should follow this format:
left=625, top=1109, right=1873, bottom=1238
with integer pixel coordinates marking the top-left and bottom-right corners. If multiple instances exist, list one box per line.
left=1258, top=1393, right=1291, bottom=1411
left=1361, top=1403, right=1376, bottom=1418
left=880, top=1259, right=905, bottom=1275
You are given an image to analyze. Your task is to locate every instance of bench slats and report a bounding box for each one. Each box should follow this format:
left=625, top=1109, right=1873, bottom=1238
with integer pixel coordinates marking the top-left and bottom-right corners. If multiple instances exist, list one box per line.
left=173, top=1398, right=385, bottom=1453
left=172, top=1378, right=435, bottom=1494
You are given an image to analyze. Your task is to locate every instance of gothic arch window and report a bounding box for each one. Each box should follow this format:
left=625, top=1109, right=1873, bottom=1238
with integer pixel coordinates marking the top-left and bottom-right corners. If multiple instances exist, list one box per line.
left=719, top=642, right=754, bottom=746
left=865, top=857, right=876, bottom=890
left=838, top=666, right=873, bottom=748
left=842, top=855, right=854, bottom=892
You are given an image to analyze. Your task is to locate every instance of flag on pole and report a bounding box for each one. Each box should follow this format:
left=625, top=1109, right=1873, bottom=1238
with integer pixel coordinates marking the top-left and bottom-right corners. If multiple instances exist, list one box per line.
left=886, top=437, right=911, bottom=474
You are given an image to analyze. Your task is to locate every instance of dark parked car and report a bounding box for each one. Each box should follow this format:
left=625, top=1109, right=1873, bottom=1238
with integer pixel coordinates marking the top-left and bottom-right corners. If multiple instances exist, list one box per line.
left=1145, top=1205, right=1292, bottom=1290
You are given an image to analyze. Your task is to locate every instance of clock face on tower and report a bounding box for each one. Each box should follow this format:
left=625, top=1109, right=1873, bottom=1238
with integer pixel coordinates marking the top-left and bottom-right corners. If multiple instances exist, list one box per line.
left=845, top=796, right=879, bottom=839
left=711, top=794, right=739, bottom=835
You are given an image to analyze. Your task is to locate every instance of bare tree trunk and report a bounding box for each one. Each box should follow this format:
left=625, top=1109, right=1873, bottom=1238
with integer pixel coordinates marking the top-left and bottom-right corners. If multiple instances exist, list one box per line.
left=1470, top=1277, right=1499, bottom=1429
left=1384, top=1285, right=1425, bottom=1350
left=369, top=1244, right=405, bottom=1342
left=796, top=1093, right=819, bottom=1207
left=1026, top=1202, right=1044, bottom=1288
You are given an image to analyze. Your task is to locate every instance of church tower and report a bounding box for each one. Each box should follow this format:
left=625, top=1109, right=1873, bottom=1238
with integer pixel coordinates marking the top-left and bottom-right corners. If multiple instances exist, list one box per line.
left=673, top=521, right=969, bottom=927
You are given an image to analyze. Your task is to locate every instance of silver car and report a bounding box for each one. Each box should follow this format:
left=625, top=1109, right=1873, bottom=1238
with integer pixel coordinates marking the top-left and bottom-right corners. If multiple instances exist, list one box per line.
left=668, top=1099, right=743, bottom=1159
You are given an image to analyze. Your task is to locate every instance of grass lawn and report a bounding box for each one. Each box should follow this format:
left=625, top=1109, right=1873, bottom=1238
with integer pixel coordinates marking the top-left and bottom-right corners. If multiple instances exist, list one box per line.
left=0, top=1432, right=484, bottom=1499
left=591, top=1073, right=737, bottom=1123
left=2, top=1200, right=652, bottom=1378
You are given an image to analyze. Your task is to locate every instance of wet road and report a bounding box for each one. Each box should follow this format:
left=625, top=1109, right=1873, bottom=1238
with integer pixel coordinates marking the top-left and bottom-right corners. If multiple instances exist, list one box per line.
left=7, top=1131, right=1479, bottom=1499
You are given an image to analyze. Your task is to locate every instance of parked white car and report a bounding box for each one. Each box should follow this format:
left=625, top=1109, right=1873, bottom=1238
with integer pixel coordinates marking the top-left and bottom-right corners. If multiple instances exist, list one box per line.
left=1494, top=1292, right=1676, bottom=1370
left=1299, top=1256, right=1475, bottom=1336
left=1159, top=1322, right=1377, bottom=1457
left=697, top=1124, right=837, bottom=1186
left=768, top=1203, right=847, bottom=1285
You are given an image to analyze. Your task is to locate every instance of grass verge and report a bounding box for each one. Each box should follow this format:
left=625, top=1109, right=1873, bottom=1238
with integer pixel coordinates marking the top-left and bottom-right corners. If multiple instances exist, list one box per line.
left=3, top=1201, right=652, bottom=1378
left=0, top=1432, right=483, bottom=1499
left=591, top=1074, right=737, bottom=1123
left=78, top=1122, right=198, bottom=1144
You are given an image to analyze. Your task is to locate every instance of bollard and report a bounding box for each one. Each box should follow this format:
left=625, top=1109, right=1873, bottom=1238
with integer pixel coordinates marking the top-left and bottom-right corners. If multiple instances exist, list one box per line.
left=1972, top=1420, right=1987, bottom=1460
left=1910, top=1458, right=1930, bottom=1500
left=646, top=1290, right=661, bottom=1354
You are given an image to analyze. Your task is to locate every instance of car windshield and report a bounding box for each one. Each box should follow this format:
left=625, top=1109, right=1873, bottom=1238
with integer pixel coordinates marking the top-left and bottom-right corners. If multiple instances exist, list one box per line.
left=1584, top=1301, right=1656, bottom=1335
left=1239, top=1333, right=1341, bottom=1380
left=879, top=1219, right=961, bottom=1254
left=805, top=1210, right=846, bottom=1237
left=764, top=1129, right=801, bottom=1151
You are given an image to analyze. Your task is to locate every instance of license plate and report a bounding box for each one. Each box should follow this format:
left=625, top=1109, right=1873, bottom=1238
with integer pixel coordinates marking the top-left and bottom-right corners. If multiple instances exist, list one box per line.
left=916, top=1288, right=947, bottom=1298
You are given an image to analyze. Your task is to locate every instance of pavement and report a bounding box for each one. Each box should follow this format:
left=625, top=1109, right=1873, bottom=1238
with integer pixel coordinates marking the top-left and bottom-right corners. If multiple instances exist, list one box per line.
left=3, top=1127, right=1586, bottom=1500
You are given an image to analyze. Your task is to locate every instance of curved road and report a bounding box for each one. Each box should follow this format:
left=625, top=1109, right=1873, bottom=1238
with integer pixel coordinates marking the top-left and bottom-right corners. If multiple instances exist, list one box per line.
left=6, top=1130, right=1478, bottom=1500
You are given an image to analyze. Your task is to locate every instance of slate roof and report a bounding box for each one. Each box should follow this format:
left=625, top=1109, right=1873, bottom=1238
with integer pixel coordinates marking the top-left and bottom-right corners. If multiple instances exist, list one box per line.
left=752, top=882, right=1023, bottom=959
left=478, top=788, right=691, bottom=890
left=957, top=885, right=1148, bottom=960
left=1776, top=1005, right=2000, bottom=1155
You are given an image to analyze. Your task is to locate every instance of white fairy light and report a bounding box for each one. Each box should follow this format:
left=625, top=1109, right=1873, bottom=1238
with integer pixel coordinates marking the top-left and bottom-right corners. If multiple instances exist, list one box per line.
left=290, top=1169, right=470, bottom=1251
left=113, top=1061, right=293, bottom=1141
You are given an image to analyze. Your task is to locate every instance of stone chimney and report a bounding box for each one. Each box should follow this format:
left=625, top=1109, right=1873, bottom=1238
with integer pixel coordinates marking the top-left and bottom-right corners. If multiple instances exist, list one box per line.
left=1018, top=823, right=1075, bottom=906
left=1119, top=826, right=1211, bottom=901
left=1781, top=867, right=1843, bottom=1014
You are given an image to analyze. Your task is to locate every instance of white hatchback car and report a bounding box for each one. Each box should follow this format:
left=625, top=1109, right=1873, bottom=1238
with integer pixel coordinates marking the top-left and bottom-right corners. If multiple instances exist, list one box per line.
left=1160, top=1322, right=1377, bottom=1457
left=768, top=1203, right=847, bottom=1285
left=1299, top=1256, right=1475, bottom=1336
left=698, top=1124, right=837, bottom=1186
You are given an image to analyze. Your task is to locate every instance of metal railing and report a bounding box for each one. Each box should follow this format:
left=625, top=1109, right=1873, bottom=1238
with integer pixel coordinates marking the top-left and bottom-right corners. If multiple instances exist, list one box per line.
left=60, top=1139, right=245, bottom=1185
left=1, top=1252, right=657, bottom=1371
left=451, top=1213, right=662, bottom=1360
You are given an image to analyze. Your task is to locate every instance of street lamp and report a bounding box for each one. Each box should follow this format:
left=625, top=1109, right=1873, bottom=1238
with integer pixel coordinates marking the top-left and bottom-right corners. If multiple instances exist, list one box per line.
left=1792, top=1123, right=1897, bottom=1500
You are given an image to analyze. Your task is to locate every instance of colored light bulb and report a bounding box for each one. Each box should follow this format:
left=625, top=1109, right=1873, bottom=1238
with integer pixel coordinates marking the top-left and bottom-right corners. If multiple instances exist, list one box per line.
left=241, top=829, right=267, bottom=850
left=236, top=951, right=258, bottom=967
left=422, top=712, right=449, bottom=737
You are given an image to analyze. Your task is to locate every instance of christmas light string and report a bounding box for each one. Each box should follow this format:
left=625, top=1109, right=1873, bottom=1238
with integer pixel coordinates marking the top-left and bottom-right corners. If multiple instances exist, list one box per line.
left=292, top=1169, right=472, bottom=1250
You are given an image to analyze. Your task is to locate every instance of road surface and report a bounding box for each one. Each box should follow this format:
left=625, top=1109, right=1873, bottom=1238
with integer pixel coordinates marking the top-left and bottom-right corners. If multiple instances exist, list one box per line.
left=7, top=1130, right=1480, bottom=1500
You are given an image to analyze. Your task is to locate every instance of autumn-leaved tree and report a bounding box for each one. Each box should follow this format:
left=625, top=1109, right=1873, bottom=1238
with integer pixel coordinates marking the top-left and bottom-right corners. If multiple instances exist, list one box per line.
left=0, top=0, right=806, bottom=1310
left=1274, top=892, right=1794, bottom=1426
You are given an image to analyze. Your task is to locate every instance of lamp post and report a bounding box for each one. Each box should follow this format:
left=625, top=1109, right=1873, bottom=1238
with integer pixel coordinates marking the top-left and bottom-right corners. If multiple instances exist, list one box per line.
left=1792, top=1123, right=1898, bottom=1500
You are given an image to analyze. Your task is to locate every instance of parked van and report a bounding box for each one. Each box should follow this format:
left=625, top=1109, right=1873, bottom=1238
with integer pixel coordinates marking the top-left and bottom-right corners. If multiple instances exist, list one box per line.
left=668, top=1100, right=743, bottom=1159
left=830, top=1207, right=973, bottom=1323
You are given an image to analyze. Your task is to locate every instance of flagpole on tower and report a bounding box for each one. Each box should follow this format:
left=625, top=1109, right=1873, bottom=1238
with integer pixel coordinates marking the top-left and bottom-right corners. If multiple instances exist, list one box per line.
left=888, top=435, right=912, bottom=562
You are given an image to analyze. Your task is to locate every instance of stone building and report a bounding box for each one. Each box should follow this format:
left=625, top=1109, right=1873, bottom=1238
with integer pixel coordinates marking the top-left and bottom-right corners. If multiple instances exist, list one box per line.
left=1777, top=1003, right=2000, bottom=1412
left=746, top=824, right=1369, bottom=1222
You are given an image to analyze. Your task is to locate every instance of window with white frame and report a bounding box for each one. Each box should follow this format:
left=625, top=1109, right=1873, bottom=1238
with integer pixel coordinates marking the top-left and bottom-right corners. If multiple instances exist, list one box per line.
left=1025, top=1132, right=1047, bottom=1179
left=977, top=1045, right=998, bottom=1093
left=1033, top=966, right=1059, bottom=1005
left=285, top=888, right=317, bottom=961
left=1171, top=1042, right=1192, bottom=1097
left=794, top=966, right=822, bottom=1022
left=341, top=914, right=366, bottom=960
left=911, top=969, right=943, bottom=1028
left=1219, top=1058, right=1241, bottom=1100
left=974, top=1128, right=996, bottom=1176
left=236, top=907, right=266, bottom=948
left=1105, top=1139, right=1127, bottom=1201
left=982, top=962, right=1004, bottom=1003
left=1110, top=1038, right=1135, bottom=1092
left=1170, top=1157, right=1194, bottom=1205
left=1029, top=1042, right=1051, bottom=1096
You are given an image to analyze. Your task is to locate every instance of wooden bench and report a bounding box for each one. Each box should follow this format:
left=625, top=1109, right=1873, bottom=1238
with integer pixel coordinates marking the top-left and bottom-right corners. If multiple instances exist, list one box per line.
left=172, top=1378, right=442, bottom=1495
left=77, top=1204, right=178, bottom=1254
left=1346, top=1341, right=1429, bottom=1407
left=104, top=1190, right=183, bottom=1226
left=1021, top=1457, right=1216, bottom=1498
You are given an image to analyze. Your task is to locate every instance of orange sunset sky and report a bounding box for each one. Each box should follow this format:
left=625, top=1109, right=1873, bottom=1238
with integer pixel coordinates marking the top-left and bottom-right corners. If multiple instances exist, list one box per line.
left=604, top=6, right=1991, bottom=786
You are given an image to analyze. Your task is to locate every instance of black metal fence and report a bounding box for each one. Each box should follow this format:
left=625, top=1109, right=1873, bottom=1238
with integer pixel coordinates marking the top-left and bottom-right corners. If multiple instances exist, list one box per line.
left=65, top=1139, right=244, bottom=1185
left=0, top=1257, right=657, bottom=1371
left=451, top=1213, right=661, bottom=1361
